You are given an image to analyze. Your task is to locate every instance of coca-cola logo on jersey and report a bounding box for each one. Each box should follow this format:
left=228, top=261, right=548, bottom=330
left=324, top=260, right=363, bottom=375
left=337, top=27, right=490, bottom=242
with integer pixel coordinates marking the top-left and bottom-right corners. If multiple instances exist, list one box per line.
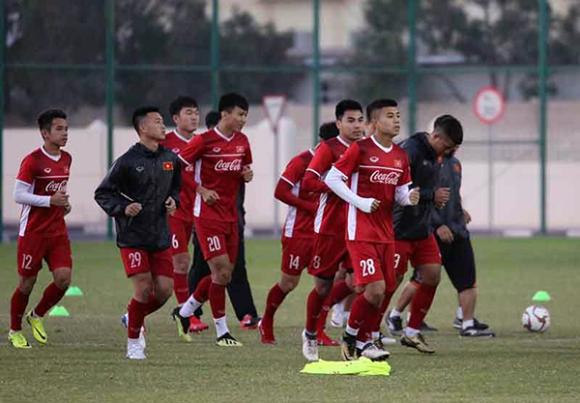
left=45, top=180, right=68, bottom=193
left=369, top=170, right=400, bottom=185
left=214, top=159, right=242, bottom=172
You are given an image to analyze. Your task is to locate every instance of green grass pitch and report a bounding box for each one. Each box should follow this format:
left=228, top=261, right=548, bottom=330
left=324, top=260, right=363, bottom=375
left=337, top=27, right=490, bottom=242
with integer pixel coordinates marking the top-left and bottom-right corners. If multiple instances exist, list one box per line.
left=0, top=237, right=579, bottom=402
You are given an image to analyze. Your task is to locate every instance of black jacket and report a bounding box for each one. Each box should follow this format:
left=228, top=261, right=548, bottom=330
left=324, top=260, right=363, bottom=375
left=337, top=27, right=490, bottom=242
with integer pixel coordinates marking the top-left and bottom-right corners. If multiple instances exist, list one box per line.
left=394, top=132, right=441, bottom=240
left=431, top=156, right=469, bottom=239
left=94, top=143, right=181, bottom=251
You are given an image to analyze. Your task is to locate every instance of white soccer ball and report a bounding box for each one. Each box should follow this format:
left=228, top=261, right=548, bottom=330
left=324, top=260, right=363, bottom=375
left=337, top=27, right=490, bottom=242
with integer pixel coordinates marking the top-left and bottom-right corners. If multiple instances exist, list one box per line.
left=521, top=305, right=550, bottom=332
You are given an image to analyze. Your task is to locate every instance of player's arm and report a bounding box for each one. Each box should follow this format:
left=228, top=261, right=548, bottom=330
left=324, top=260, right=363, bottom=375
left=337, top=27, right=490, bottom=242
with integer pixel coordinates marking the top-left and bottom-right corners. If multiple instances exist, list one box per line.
left=178, top=134, right=204, bottom=166
left=13, top=155, right=58, bottom=208
left=166, top=156, right=182, bottom=212
left=453, top=160, right=472, bottom=224
left=395, top=154, right=420, bottom=206
left=179, top=134, right=220, bottom=204
left=324, top=144, right=377, bottom=213
left=431, top=204, right=454, bottom=244
left=395, top=183, right=420, bottom=206
left=404, top=141, right=436, bottom=203
left=13, top=181, right=51, bottom=207
left=431, top=202, right=445, bottom=228
left=63, top=157, right=72, bottom=214
left=275, top=154, right=317, bottom=213
left=241, top=139, right=254, bottom=183
left=274, top=179, right=317, bottom=214
left=94, top=158, right=132, bottom=217
left=302, top=143, right=333, bottom=193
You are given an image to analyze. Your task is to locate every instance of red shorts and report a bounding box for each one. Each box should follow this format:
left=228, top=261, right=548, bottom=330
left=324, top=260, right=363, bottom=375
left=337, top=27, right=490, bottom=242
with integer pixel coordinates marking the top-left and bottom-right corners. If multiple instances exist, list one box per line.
left=119, top=247, right=173, bottom=278
left=168, top=216, right=193, bottom=255
left=394, top=234, right=442, bottom=276
left=194, top=218, right=238, bottom=263
left=280, top=236, right=314, bottom=275
left=17, top=234, right=72, bottom=277
left=347, top=241, right=396, bottom=290
left=307, top=234, right=350, bottom=278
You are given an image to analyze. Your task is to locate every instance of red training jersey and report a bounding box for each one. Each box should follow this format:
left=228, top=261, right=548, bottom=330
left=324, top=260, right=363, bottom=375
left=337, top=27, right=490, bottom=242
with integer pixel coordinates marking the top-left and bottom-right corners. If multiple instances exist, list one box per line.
left=16, top=147, right=72, bottom=237
left=161, top=130, right=197, bottom=222
left=279, top=149, right=317, bottom=239
left=179, top=128, right=252, bottom=223
left=333, top=136, right=411, bottom=243
left=305, top=136, right=351, bottom=236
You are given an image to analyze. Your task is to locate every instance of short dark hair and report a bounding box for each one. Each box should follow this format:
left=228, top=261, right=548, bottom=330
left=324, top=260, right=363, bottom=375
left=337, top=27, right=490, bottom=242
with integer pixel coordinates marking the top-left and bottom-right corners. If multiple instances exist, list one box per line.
left=132, top=106, right=161, bottom=134
left=433, top=114, right=463, bottom=145
left=169, top=96, right=198, bottom=117
left=37, top=109, right=67, bottom=131
left=205, top=111, right=220, bottom=129
left=318, top=121, right=339, bottom=140
left=366, top=99, right=398, bottom=121
left=219, top=92, right=249, bottom=113
left=335, top=99, right=363, bottom=120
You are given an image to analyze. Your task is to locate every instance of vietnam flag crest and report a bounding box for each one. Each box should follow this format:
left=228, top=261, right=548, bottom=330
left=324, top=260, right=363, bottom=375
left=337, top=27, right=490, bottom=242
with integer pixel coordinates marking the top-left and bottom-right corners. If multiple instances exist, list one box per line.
left=163, top=161, right=174, bottom=171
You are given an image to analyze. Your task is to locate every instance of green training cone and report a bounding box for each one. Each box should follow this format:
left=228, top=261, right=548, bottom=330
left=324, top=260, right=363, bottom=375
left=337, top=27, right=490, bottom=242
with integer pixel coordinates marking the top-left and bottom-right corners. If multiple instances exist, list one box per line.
left=48, top=306, right=70, bottom=317
left=532, top=290, right=551, bottom=302
left=65, top=286, right=84, bottom=297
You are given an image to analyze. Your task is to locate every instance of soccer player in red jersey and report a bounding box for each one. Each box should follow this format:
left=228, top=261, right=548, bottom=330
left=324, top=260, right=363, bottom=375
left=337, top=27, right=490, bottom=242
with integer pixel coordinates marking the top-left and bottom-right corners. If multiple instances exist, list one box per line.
left=325, top=99, right=419, bottom=360
left=299, top=100, right=365, bottom=361
left=160, top=96, right=210, bottom=340
left=174, top=93, right=253, bottom=347
left=259, top=122, right=339, bottom=345
left=95, top=107, right=181, bottom=359
left=8, top=109, right=73, bottom=349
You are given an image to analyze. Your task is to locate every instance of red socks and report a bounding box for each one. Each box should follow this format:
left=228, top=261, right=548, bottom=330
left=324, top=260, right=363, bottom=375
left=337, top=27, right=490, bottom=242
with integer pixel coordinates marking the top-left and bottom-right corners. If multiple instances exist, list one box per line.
left=193, top=275, right=212, bottom=303
left=408, top=283, right=437, bottom=330
left=317, top=280, right=352, bottom=332
left=127, top=298, right=147, bottom=339
left=209, top=282, right=226, bottom=319
left=34, top=282, right=67, bottom=317
left=347, top=293, right=376, bottom=333
left=374, top=291, right=394, bottom=333
left=173, top=272, right=189, bottom=305
left=144, top=294, right=164, bottom=316
left=305, top=288, right=326, bottom=334
left=262, top=284, right=288, bottom=327
left=10, top=288, right=30, bottom=331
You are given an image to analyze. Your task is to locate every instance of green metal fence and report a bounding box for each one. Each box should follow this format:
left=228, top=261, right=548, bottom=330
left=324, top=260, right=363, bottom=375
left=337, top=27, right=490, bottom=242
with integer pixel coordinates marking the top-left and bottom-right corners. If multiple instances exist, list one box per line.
left=0, top=0, right=575, bottom=238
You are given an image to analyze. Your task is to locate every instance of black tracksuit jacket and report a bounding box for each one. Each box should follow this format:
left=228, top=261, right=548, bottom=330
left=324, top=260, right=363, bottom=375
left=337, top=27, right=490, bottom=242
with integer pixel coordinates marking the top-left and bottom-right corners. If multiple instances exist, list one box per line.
left=94, top=143, right=181, bottom=251
left=394, top=132, right=441, bottom=240
left=431, top=156, right=469, bottom=239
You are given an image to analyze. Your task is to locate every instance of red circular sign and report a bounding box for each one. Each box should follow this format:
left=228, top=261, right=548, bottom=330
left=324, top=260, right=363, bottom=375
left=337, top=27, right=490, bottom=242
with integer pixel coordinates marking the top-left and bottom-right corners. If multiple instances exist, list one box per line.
left=473, top=86, right=505, bottom=125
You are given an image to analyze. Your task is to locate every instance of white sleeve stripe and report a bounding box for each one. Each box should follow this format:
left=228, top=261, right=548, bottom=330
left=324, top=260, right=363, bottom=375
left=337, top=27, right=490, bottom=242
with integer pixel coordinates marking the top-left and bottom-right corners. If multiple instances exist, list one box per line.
left=396, top=181, right=413, bottom=189
left=305, top=168, right=321, bottom=177
left=178, top=154, right=192, bottom=167
left=332, top=167, right=349, bottom=180
left=280, top=176, right=295, bottom=186
left=15, top=179, right=32, bottom=186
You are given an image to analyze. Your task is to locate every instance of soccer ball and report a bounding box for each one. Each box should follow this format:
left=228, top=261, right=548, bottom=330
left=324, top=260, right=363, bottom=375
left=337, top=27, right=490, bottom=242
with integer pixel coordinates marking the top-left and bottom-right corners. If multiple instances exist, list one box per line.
left=521, top=305, right=550, bottom=332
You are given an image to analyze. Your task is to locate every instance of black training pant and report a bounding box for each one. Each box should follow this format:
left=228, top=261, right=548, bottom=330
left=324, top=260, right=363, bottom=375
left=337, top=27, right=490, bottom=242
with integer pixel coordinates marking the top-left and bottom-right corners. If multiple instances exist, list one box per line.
left=437, top=235, right=476, bottom=293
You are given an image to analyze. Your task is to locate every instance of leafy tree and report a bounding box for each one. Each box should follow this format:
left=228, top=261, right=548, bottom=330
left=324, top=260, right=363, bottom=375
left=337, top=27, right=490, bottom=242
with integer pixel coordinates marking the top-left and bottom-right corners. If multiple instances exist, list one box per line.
left=348, top=0, right=408, bottom=103
left=219, top=9, right=297, bottom=103
left=5, top=0, right=105, bottom=122
left=351, top=0, right=580, bottom=101
left=4, top=0, right=297, bottom=123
